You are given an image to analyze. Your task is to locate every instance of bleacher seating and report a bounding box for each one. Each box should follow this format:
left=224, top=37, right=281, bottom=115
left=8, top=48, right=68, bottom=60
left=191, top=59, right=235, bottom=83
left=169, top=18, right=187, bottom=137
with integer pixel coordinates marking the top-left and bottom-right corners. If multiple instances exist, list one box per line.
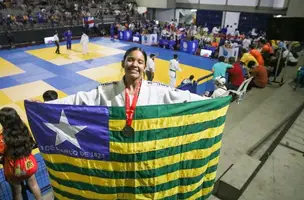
left=0, top=0, right=139, bottom=33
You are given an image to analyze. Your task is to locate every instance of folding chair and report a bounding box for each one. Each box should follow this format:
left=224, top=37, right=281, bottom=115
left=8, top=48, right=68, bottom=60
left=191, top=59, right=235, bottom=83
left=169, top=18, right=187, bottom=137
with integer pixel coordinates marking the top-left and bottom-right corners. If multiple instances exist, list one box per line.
left=229, top=77, right=253, bottom=104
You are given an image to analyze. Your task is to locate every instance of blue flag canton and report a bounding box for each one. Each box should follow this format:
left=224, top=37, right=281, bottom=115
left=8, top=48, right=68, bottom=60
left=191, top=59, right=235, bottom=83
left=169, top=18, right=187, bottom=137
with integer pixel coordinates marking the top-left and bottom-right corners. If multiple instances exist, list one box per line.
left=25, top=101, right=110, bottom=161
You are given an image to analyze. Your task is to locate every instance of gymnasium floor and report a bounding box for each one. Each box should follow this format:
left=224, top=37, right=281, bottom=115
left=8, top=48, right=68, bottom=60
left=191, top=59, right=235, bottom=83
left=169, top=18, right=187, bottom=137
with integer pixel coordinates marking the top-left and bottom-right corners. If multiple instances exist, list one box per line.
left=0, top=37, right=215, bottom=198
left=0, top=37, right=215, bottom=123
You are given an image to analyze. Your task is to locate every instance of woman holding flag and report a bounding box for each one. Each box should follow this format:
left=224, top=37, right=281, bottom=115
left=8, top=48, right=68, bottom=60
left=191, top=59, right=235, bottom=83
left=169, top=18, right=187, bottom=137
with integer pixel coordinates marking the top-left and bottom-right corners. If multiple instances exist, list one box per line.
left=47, top=47, right=209, bottom=135
left=48, top=47, right=208, bottom=106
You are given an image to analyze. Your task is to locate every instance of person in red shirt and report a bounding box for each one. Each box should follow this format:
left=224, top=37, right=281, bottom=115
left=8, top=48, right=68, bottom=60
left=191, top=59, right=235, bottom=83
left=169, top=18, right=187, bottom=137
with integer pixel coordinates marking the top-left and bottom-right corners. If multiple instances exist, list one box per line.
left=0, top=107, right=41, bottom=200
left=249, top=45, right=264, bottom=65
left=227, top=57, right=245, bottom=90
left=247, top=61, right=268, bottom=89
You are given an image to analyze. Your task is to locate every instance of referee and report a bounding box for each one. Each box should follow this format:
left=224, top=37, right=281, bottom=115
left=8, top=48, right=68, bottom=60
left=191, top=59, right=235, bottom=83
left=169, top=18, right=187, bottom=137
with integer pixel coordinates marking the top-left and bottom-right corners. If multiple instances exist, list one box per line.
left=54, top=31, right=60, bottom=54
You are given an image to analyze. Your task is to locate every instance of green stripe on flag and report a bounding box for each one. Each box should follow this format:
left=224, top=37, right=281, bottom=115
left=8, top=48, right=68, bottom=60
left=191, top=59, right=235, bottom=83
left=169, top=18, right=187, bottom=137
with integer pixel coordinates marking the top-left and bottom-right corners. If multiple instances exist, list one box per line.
left=108, top=134, right=222, bottom=162
left=48, top=163, right=218, bottom=195
left=110, top=97, right=231, bottom=120
left=52, top=164, right=217, bottom=200
left=110, top=115, right=226, bottom=143
left=44, top=149, right=220, bottom=179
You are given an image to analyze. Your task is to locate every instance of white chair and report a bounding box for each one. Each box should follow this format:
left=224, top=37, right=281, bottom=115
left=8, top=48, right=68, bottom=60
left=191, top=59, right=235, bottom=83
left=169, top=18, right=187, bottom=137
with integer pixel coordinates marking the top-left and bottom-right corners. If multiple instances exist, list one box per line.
left=229, top=77, right=254, bottom=104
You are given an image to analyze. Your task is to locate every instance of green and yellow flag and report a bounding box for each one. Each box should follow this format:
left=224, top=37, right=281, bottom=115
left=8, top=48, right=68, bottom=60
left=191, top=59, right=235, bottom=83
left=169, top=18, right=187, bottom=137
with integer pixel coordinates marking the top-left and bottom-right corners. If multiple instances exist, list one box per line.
left=25, top=96, right=230, bottom=199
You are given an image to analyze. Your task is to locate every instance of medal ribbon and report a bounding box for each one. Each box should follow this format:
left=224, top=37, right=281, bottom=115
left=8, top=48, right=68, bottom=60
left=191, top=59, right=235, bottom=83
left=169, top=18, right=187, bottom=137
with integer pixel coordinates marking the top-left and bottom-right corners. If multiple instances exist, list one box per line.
left=125, top=79, right=142, bottom=127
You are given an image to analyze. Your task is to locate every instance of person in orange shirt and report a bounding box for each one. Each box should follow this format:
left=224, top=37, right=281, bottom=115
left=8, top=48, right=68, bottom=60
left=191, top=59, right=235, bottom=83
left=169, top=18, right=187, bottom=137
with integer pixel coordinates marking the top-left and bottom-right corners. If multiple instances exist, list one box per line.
left=0, top=107, right=41, bottom=200
left=211, top=38, right=219, bottom=48
left=249, top=44, right=264, bottom=65
left=261, top=39, right=273, bottom=54
left=248, top=61, right=268, bottom=89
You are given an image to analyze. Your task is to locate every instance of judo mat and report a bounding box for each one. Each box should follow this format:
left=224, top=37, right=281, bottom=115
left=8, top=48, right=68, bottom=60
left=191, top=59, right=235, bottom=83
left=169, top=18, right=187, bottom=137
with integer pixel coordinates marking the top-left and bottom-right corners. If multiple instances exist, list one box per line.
left=0, top=37, right=215, bottom=199
left=0, top=37, right=215, bottom=114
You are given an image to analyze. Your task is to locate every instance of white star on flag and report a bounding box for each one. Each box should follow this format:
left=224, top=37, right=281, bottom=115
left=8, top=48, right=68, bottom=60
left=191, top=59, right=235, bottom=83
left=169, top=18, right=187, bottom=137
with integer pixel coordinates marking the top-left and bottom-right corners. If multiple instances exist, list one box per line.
left=44, top=110, right=86, bottom=149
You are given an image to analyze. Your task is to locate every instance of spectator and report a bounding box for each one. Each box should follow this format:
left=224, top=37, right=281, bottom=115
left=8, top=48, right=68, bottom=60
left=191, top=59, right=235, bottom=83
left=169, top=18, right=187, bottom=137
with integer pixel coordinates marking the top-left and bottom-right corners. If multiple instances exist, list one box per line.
left=221, top=25, right=229, bottom=35
left=249, top=44, right=264, bottom=65
left=260, top=39, right=273, bottom=54
left=212, top=56, right=233, bottom=80
left=212, top=26, right=220, bottom=35
left=247, top=60, right=268, bottom=89
left=240, top=48, right=258, bottom=75
left=211, top=77, right=229, bottom=98
left=242, top=36, right=251, bottom=50
left=282, top=48, right=298, bottom=66
left=43, top=90, right=58, bottom=102
left=211, top=38, right=219, bottom=48
left=234, top=29, right=240, bottom=37
left=181, top=75, right=195, bottom=85
left=0, top=107, right=42, bottom=200
left=145, top=54, right=156, bottom=81
left=227, top=57, right=245, bottom=90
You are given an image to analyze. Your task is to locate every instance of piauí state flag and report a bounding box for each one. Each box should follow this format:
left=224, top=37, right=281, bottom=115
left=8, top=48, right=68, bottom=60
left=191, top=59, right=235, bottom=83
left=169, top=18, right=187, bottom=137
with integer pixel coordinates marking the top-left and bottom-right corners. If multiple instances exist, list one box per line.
left=24, top=96, right=230, bottom=200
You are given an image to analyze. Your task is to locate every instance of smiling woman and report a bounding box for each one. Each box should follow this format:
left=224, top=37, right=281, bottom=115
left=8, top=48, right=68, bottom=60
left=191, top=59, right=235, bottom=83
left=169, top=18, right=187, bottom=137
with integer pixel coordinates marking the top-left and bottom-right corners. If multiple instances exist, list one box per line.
left=47, top=46, right=209, bottom=107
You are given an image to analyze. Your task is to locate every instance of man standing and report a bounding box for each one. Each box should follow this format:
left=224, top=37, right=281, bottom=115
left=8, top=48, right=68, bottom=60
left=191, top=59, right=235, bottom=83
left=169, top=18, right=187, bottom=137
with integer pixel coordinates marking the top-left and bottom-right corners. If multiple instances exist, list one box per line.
left=80, top=32, right=89, bottom=55
left=54, top=31, right=60, bottom=54
left=64, top=29, right=72, bottom=50
left=169, top=54, right=182, bottom=87
left=145, top=54, right=156, bottom=81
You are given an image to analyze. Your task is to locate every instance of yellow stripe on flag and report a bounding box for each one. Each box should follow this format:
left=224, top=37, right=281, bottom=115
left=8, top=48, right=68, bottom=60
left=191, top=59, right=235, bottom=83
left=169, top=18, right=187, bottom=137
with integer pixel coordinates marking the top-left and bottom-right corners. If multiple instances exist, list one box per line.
left=110, top=124, right=224, bottom=154
left=42, top=141, right=221, bottom=172
left=186, top=185, right=214, bottom=200
left=53, top=191, right=70, bottom=200
left=46, top=156, right=219, bottom=188
left=109, top=106, right=229, bottom=131
left=50, top=173, right=216, bottom=199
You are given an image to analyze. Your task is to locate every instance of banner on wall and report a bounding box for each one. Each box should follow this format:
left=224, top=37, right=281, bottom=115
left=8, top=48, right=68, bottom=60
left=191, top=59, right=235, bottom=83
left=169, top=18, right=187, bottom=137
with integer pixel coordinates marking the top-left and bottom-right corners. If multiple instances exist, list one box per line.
left=219, top=46, right=239, bottom=58
left=123, top=30, right=132, bottom=41
left=181, top=40, right=198, bottom=54
left=118, top=31, right=124, bottom=40
left=181, top=40, right=188, bottom=52
left=141, top=34, right=157, bottom=46
left=44, top=37, right=55, bottom=44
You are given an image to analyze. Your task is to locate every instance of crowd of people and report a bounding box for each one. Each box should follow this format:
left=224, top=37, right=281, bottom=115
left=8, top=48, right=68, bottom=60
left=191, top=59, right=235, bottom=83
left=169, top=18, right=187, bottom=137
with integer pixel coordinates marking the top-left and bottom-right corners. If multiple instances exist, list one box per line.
left=110, top=19, right=301, bottom=99
left=0, top=0, right=138, bottom=30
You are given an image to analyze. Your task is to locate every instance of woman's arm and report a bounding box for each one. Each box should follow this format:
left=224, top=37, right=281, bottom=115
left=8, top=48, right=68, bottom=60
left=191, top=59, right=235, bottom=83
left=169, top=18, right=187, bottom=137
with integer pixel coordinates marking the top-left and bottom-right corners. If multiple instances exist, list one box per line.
left=48, top=88, right=99, bottom=105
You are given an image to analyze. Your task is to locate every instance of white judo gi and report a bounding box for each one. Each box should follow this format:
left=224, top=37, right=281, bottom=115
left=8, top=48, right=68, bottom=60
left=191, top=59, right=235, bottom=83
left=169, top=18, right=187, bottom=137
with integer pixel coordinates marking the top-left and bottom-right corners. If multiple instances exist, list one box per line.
left=168, top=59, right=182, bottom=88
left=80, top=33, right=89, bottom=54
left=49, top=79, right=209, bottom=106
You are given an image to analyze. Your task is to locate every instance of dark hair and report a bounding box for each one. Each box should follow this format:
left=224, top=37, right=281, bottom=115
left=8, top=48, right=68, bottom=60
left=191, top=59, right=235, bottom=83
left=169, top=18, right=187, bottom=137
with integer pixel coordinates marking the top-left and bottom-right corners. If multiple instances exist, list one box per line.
left=242, top=48, right=247, bottom=54
left=189, top=75, right=194, bottom=80
left=150, top=54, right=155, bottom=58
left=228, top=57, right=235, bottom=64
left=173, top=54, right=178, bottom=59
left=123, top=47, right=147, bottom=64
left=0, top=107, right=35, bottom=159
left=218, top=56, right=225, bottom=62
left=247, top=61, right=257, bottom=68
left=43, top=90, right=58, bottom=102
left=249, top=44, right=255, bottom=49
